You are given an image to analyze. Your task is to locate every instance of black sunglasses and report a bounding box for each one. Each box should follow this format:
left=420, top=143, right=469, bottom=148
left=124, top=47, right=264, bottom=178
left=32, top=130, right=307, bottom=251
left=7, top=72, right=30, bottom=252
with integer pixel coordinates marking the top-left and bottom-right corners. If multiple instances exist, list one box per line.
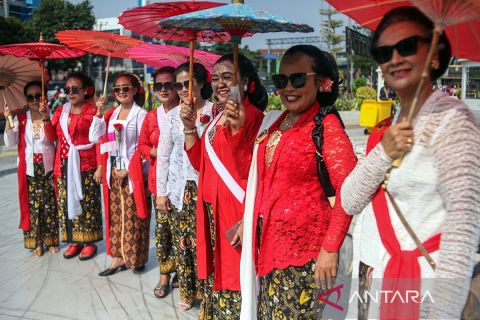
left=113, top=85, right=132, bottom=94
left=173, top=81, right=190, bottom=91
left=26, top=93, right=42, bottom=102
left=153, top=82, right=174, bottom=92
left=371, top=35, right=431, bottom=64
left=272, top=72, right=317, bottom=89
left=64, top=86, right=82, bottom=95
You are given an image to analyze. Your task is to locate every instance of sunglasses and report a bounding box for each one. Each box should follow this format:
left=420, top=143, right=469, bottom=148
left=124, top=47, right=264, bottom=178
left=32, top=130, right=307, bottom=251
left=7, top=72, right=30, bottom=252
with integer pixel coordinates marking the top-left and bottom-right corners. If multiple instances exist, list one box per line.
left=153, top=82, right=174, bottom=92
left=113, top=85, right=132, bottom=94
left=272, top=72, right=317, bottom=89
left=173, top=81, right=190, bottom=91
left=371, top=35, right=431, bottom=64
left=64, top=86, right=82, bottom=95
left=26, top=93, right=42, bottom=102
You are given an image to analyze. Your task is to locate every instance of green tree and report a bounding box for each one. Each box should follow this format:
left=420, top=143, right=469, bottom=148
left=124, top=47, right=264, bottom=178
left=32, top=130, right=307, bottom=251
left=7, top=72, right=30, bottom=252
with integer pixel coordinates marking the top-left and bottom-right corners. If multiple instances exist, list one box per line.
left=319, top=8, right=344, bottom=58
left=0, top=17, right=31, bottom=44
left=24, top=0, right=96, bottom=71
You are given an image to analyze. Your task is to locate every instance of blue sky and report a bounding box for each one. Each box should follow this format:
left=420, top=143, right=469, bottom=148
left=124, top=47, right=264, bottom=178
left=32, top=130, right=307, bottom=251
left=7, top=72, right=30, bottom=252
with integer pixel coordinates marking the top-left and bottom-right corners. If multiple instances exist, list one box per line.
left=68, top=0, right=352, bottom=50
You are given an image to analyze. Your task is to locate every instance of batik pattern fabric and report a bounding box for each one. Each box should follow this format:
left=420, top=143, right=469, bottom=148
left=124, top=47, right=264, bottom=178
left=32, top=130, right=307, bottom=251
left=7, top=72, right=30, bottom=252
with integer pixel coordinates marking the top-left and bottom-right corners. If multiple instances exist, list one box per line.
left=24, top=161, right=59, bottom=249
left=58, top=162, right=103, bottom=244
left=258, top=260, right=326, bottom=320
left=168, top=181, right=202, bottom=304
left=109, top=174, right=150, bottom=268
left=155, top=196, right=176, bottom=274
left=199, top=202, right=242, bottom=320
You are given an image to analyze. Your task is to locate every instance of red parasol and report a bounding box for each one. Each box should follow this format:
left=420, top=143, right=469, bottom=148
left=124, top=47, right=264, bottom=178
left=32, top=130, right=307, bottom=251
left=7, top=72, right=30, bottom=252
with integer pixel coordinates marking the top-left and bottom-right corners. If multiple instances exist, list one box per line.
left=56, top=30, right=145, bottom=96
left=119, top=1, right=235, bottom=102
left=326, top=0, right=480, bottom=165
left=0, top=34, right=85, bottom=106
left=128, top=43, right=220, bottom=72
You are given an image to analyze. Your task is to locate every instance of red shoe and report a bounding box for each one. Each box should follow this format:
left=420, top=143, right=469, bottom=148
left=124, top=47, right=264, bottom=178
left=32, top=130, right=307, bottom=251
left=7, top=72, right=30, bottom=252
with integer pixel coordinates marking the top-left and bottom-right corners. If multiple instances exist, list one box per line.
left=79, top=244, right=97, bottom=261
left=63, top=244, right=83, bottom=259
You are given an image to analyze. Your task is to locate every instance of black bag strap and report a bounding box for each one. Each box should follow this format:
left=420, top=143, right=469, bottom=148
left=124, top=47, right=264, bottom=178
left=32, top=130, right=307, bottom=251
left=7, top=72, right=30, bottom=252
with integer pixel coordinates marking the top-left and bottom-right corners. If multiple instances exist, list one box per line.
left=312, top=105, right=345, bottom=199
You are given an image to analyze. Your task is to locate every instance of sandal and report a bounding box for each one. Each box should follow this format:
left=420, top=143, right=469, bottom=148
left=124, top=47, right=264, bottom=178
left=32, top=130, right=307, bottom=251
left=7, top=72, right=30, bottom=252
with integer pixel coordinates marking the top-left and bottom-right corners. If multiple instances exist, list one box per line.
left=177, top=301, right=192, bottom=311
left=153, top=284, right=170, bottom=299
left=172, top=274, right=179, bottom=289
left=79, top=244, right=97, bottom=261
left=48, top=246, right=60, bottom=254
left=63, top=243, right=82, bottom=259
left=32, top=244, right=44, bottom=257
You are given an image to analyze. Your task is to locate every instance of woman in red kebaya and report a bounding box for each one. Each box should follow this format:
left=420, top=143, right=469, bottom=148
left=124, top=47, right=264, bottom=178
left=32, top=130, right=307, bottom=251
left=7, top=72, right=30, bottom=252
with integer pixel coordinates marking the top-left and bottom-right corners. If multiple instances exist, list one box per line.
left=138, top=67, right=180, bottom=297
left=44, top=72, right=103, bottom=261
left=236, top=46, right=357, bottom=319
left=180, top=54, right=267, bottom=319
left=90, top=73, right=149, bottom=276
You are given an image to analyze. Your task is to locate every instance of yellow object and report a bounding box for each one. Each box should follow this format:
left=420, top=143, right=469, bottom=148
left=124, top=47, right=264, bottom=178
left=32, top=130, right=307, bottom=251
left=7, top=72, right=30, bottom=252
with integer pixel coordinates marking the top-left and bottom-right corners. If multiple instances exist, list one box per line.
left=359, top=99, right=394, bottom=132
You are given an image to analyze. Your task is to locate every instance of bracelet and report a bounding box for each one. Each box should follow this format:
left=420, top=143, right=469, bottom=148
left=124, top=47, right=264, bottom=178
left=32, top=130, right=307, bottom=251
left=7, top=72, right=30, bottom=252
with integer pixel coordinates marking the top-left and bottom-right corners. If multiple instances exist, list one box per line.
left=183, top=127, right=197, bottom=135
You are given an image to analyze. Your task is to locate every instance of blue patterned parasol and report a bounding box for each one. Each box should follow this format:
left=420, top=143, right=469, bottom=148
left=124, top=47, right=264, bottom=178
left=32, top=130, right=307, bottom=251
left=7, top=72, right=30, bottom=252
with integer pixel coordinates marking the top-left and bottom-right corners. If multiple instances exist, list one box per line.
left=159, top=1, right=313, bottom=84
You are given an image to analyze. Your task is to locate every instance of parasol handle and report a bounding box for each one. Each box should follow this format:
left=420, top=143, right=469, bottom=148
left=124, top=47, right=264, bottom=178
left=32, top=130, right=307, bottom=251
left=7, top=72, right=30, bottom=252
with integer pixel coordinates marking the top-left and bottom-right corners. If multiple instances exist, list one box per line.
left=1, top=90, right=14, bottom=129
left=233, top=43, right=239, bottom=86
left=188, top=39, right=195, bottom=105
left=391, top=28, right=442, bottom=168
left=103, top=52, right=112, bottom=97
left=41, top=63, right=46, bottom=104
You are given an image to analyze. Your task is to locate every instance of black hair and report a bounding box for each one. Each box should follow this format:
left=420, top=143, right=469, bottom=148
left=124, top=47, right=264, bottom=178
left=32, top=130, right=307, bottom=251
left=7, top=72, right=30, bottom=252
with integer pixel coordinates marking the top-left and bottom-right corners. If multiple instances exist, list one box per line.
left=23, top=80, right=47, bottom=97
left=113, top=72, right=146, bottom=106
left=153, top=66, right=175, bottom=81
left=66, top=71, right=96, bottom=100
left=371, top=6, right=451, bottom=80
left=174, top=62, right=212, bottom=100
left=282, top=45, right=344, bottom=198
left=215, top=53, right=268, bottom=111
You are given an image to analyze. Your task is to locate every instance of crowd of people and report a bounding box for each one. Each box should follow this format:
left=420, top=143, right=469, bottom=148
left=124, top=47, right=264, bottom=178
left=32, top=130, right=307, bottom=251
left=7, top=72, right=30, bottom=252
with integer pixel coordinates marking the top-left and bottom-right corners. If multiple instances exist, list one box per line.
left=2, top=6, right=479, bottom=320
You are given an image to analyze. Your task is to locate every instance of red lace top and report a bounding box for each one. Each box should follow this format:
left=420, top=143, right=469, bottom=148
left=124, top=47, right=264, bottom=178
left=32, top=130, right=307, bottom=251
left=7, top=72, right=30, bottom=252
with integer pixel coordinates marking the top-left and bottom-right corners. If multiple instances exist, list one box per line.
left=138, top=109, right=160, bottom=195
left=44, top=102, right=101, bottom=178
left=253, top=102, right=357, bottom=277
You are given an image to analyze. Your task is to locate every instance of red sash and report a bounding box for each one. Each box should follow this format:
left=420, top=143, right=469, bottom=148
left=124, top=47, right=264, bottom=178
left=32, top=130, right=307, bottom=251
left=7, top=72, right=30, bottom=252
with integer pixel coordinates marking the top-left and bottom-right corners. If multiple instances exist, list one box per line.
left=16, top=113, right=30, bottom=231
left=366, top=118, right=441, bottom=319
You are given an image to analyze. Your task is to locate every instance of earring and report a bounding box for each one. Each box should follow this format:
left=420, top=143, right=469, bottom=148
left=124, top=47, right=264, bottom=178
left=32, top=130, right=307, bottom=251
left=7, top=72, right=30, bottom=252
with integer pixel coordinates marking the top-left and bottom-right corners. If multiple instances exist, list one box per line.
left=431, top=59, right=440, bottom=70
left=243, top=84, right=248, bottom=92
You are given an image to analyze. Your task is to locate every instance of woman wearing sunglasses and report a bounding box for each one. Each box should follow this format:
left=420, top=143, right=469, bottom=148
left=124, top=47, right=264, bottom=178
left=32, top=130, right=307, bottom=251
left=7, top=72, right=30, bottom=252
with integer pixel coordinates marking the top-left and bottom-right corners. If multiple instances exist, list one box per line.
left=3, top=81, right=59, bottom=257
left=90, top=72, right=150, bottom=276
left=341, top=7, right=480, bottom=319
left=155, top=62, right=213, bottom=311
left=179, top=54, right=266, bottom=319
left=44, top=72, right=103, bottom=261
left=139, top=66, right=180, bottom=297
left=234, top=46, right=357, bottom=319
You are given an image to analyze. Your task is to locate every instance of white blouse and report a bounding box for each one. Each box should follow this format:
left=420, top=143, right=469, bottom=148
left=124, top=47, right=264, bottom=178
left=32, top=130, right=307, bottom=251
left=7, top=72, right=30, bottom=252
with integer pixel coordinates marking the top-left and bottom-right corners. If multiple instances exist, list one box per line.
left=89, top=103, right=147, bottom=192
left=156, top=101, right=213, bottom=210
left=4, top=111, right=55, bottom=176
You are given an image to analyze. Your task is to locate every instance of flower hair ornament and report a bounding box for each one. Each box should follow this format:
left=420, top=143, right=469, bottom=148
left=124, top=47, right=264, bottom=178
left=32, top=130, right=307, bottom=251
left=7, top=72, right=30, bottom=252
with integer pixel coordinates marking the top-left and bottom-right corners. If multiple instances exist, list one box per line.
left=206, top=71, right=212, bottom=82
left=319, top=77, right=334, bottom=93
left=248, top=80, right=256, bottom=94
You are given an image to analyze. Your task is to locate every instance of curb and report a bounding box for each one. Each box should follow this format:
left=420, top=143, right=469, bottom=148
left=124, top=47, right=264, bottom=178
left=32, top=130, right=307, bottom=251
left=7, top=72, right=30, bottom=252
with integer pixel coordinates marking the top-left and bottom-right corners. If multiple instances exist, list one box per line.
left=0, top=168, right=17, bottom=177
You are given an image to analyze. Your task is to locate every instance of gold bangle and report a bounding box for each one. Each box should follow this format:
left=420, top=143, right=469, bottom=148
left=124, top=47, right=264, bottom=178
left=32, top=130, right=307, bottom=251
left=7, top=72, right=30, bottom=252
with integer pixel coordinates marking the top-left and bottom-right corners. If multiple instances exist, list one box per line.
left=183, top=127, right=197, bottom=135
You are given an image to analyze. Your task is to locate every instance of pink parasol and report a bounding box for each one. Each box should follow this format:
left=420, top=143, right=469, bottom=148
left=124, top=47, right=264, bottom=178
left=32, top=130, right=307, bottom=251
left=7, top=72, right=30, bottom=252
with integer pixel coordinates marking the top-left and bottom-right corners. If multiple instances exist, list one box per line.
left=128, top=44, right=220, bottom=71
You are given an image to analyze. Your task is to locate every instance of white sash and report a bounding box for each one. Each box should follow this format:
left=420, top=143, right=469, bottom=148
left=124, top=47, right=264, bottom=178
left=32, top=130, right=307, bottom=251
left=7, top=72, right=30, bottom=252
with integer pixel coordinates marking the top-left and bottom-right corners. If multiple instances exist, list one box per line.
left=157, top=104, right=168, bottom=132
left=240, top=111, right=283, bottom=320
left=60, top=102, right=95, bottom=219
left=204, top=112, right=245, bottom=203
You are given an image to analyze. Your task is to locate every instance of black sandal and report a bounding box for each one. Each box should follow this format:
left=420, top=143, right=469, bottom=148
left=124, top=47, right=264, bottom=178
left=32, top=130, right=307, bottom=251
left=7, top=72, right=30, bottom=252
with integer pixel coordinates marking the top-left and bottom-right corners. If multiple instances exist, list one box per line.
left=154, top=284, right=170, bottom=298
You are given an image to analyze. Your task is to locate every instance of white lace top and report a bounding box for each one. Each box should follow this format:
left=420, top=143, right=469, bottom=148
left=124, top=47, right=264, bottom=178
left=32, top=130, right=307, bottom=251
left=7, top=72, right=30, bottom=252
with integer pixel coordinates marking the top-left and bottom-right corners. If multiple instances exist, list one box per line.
left=341, top=90, right=480, bottom=319
left=156, top=101, right=214, bottom=210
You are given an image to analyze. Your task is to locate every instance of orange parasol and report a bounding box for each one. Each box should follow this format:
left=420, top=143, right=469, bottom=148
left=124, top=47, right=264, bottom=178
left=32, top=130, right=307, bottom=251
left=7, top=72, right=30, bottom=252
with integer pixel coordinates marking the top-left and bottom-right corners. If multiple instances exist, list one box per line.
left=56, top=30, right=145, bottom=96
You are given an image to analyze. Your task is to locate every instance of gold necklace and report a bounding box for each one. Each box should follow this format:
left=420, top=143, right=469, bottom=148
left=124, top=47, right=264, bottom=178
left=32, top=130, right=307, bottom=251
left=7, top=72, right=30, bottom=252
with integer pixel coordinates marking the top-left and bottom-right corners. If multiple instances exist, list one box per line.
left=281, top=113, right=294, bottom=129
